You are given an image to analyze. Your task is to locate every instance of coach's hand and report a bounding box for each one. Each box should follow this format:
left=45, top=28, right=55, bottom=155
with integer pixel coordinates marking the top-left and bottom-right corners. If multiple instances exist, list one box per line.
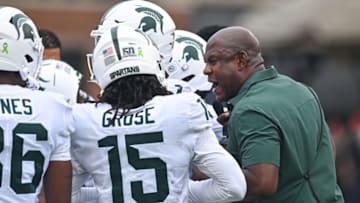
left=217, top=111, right=231, bottom=127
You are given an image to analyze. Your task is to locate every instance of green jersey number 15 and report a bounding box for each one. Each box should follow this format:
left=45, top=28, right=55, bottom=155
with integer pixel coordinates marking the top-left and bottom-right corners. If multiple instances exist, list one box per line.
left=98, top=131, right=169, bottom=203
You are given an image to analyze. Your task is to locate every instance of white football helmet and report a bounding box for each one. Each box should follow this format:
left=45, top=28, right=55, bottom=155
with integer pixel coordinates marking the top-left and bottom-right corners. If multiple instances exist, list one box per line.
left=166, top=30, right=212, bottom=92
left=91, top=0, right=176, bottom=64
left=164, top=78, right=193, bottom=94
left=90, top=24, right=164, bottom=90
left=36, top=59, right=82, bottom=104
left=0, top=6, right=43, bottom=81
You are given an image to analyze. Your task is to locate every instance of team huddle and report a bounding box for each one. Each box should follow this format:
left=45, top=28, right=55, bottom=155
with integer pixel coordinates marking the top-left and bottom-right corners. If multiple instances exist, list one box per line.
left=0, top=1, right=247, bottom=203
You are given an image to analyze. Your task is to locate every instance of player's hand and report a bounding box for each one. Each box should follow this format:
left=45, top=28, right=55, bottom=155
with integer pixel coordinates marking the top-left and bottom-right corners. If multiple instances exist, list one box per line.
left=217, top=111, right=231, bottom=127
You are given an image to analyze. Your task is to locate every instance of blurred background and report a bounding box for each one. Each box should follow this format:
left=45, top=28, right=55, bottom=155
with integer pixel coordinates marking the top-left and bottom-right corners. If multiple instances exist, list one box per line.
left=2, top=0, right=360, bottom=202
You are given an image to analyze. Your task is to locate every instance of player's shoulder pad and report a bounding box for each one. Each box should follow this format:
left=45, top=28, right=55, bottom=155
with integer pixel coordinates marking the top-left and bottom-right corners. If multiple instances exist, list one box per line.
left=171, top=92, right=211, bottom=117
left=168, top=92, right=202, bottom=104
left=34, top=89, right=72, bottom=109
left=72, top=102, right=93, bottom=115
left=72, top=102, right=109, bottom=120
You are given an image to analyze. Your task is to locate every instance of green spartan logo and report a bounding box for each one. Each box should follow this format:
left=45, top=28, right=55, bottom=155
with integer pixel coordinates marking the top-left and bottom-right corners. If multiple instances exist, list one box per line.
left=176, top=37, right=205, bottom=62
left=136, top=7, right=164, bottom=34
left=182, top=46, right=199, bottom=62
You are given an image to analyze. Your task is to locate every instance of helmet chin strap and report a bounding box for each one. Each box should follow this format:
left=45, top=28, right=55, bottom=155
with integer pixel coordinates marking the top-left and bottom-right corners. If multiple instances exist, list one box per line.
left=26, top=76, right=40, bottom=90
left=20, top=67, right=40, bottom=90
left=18, top=66, right=29, bottom=81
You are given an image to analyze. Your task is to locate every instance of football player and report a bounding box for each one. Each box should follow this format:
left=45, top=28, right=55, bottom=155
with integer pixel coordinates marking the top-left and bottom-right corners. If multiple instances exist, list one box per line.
left=36, top=59, right=82, bottom=105
left=0, top=6, right=73, bottom=203
left=38, top=29, right=94, bottom=103
left=90, top=0, right=205, bottom=99
left=166, top=30, right=225, bottom=143
left=163, top=78, right=193, bottom=94
left=35, top=59, right=98, bottom=203
left=38, top=29, right=62, bottom=60
left=90, top=0, right=176, bottom=66
left=71, top=24, right=246, bottom=203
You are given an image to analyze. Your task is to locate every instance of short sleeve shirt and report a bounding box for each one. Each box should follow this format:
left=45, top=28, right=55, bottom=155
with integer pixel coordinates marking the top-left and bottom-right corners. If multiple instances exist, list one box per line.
left=0, top=85, right=73, bottom=202
left=227, top=67, right=344, bottom=203
left=71, top=93, right=224, bottom=203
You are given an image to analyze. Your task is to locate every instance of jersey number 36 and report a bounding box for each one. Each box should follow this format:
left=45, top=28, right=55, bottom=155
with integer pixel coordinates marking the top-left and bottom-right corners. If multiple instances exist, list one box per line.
left=0, top=123, right=47, bottom=194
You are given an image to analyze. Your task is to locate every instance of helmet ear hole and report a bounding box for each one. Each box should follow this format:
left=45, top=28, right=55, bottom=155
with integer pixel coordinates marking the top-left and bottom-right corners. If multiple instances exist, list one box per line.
left=25, top=55, right=33, bottom=63
left=182, top=75, right=194, bottom=82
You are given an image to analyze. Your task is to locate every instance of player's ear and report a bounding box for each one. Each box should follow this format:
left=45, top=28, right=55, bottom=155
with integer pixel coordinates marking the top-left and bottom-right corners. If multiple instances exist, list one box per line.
left=236, top=51, right=248, bottom=71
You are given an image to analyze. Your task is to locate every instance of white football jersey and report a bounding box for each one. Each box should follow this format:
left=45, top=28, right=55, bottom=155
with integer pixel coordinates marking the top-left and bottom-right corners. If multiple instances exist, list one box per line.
left=204, top=104, right=223, bottom=142
left=164, top=78, right=224, bottom=142
left=164, top=78, right=193, bottom=94
left=0, top=85, right=73, bottom=203
left=71, top=92, right=224, bottom=203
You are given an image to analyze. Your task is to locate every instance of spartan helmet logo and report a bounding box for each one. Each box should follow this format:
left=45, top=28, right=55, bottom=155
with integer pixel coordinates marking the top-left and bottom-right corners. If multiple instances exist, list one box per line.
left=10, top=13, right=35, bottom=42
left=182, top=46, right=199, bottom=62
left=176, top=37, right=204, bottom=63
left=135, top=6, right=164, bottom=34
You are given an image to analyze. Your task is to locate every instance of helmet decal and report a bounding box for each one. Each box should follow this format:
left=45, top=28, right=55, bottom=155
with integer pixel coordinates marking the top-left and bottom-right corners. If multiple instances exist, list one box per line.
left=109, top=65, right=140, bottom=80
left=135, top=6, right=164, bottom=34
left=10, top=13, right=35, bottom=42
left=138, top=16, right=157, bottom=33
left=1, top=42, right=8, bottom=54
left=102, top=47, right=116, bottom=67
left=111, top=26, right=122, bottom=60
left=176, top=37, right=205, bottom=62
left=122, top=47, right=136, bottom=58
left=182, top=46, right=199, bottom=62
left=137, top=47, right=144, bottom=57
left=22, top=23, right=35, bottom=42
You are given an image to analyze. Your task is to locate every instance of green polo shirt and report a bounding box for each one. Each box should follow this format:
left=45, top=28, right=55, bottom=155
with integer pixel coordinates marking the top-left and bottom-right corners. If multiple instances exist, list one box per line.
left=227, top=66, right=344, bottom=203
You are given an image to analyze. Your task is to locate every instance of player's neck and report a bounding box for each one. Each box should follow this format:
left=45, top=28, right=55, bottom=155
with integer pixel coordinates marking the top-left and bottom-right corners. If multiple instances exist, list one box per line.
left=0, top=71, right=26, bottom=86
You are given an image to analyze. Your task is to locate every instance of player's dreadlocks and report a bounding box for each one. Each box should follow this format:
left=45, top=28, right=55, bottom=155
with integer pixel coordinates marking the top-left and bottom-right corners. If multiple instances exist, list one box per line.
left=98, top=74, right=171, bottom=122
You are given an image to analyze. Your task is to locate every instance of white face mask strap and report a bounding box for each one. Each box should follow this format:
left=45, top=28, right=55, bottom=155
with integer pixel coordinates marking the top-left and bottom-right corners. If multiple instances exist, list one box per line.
left=90, top=29, right=103, bottom=45
left=18, top=66, right=29, bottom=81
left=25, top=75, right=40, bottom=90
left=86, top=53, right=97, bottom=83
